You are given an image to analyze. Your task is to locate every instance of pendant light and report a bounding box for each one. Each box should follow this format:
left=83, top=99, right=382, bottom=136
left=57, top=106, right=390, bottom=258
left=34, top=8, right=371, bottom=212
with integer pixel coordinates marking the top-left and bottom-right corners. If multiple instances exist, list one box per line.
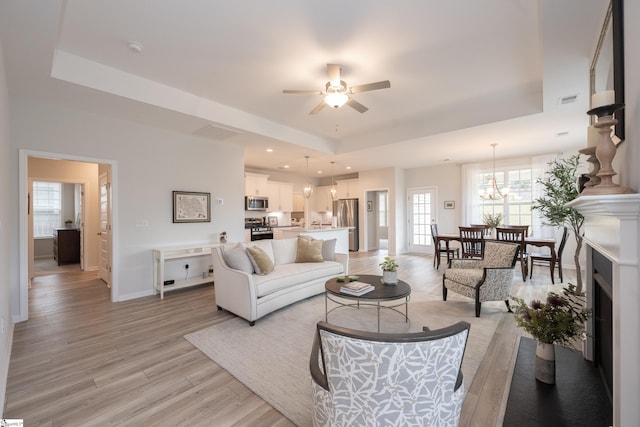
left=303, top=156, right=313, bottom=198
left=330, top=161, right=337, bottom=201
left=480, top=144, right=508, bottom=200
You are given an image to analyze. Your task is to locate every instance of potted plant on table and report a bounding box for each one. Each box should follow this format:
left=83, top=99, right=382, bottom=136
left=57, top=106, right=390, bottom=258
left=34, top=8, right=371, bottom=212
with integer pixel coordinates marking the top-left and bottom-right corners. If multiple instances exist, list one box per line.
left=482, top=212, right=502, bottom=238
left=379, top=256, right=399, bottom=285
left=511, top=283, right=590, bottom=384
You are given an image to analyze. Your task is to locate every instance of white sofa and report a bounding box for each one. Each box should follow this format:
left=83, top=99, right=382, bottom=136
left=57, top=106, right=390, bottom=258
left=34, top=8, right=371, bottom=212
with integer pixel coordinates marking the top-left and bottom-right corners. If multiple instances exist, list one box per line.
left=212, top=237, right=348, bottom=325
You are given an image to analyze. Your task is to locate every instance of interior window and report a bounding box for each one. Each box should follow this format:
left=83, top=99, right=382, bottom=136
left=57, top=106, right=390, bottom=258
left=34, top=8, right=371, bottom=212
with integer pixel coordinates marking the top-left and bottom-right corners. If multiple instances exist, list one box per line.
left=33, top=181, right=62, bottom=237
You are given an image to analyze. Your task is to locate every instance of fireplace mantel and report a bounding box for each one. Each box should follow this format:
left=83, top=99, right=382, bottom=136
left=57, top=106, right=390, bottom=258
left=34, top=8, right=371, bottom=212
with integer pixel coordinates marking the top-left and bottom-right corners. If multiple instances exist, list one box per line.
left=566, top=193, right=640, bottom=427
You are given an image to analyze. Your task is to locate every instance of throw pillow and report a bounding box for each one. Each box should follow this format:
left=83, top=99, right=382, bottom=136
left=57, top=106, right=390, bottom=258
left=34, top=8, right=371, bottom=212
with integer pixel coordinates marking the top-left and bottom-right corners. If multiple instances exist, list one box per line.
left=246, top=245, right=275, bottom=275
left=222, top=244, right=254, bottom=273
left=295, top=237, right=324, bottom=263
left=321, top=238, right=337, bottom=261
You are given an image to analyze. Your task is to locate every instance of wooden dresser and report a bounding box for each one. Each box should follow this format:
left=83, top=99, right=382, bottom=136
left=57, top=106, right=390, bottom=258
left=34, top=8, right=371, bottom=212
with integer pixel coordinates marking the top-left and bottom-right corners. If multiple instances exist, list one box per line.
left=53, top=227, right=80, bottom=265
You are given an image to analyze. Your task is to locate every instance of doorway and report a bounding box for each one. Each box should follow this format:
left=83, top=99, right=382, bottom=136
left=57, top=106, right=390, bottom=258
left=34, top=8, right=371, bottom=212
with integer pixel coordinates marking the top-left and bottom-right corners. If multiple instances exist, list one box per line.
left=19, top=149, right=117, bottom=322
left=408, top=187, right=436, bottom=254
left=365, top=190, right=389, bottom=252
left=31, top=180, right=85, bottom=277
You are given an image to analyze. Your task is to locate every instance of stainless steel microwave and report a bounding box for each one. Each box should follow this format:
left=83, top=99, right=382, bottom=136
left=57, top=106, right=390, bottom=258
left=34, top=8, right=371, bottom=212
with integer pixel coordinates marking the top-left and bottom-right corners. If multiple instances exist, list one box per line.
left=245, top=196, right=268, bottom=211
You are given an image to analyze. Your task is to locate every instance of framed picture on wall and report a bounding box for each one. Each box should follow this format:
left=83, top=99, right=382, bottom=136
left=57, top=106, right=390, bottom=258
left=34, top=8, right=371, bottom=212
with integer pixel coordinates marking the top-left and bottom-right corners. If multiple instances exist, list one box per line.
left=173, top=191, right=211, bottom=223
left=444, top=200, right=455, bottom=209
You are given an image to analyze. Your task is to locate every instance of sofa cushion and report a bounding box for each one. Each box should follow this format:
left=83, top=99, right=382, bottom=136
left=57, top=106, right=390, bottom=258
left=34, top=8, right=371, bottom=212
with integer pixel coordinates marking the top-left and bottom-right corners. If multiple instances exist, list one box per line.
left=253, top=261, right=344, bottom=297
left=222, top=243, right=254, bottom=273
left=271, top=238, right=298, bottom=265
left=296, top=237, right=324, bottom=263
left=246, top=245, right=275, bottom=275
left=321, top=238, right=337, bottom=261
left=297, top=235, right=336, bottom=261
left=245, top=239, right=275, bottom=262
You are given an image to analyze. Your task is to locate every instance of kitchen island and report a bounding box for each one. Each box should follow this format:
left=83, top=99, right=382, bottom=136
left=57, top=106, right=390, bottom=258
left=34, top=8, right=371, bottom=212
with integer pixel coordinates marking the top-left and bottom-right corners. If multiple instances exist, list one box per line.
left=281, top=227, right=351, bottom=253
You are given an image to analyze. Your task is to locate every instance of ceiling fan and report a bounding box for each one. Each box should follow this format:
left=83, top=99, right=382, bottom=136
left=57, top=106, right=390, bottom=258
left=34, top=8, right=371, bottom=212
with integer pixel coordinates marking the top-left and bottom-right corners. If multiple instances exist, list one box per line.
left=283, top=63, right=390, bottom=115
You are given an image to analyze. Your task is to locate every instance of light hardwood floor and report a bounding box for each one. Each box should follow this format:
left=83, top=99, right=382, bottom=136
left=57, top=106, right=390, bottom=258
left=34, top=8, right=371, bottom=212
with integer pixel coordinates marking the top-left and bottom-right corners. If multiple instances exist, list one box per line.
left=5, top=252, right=568, bottom=426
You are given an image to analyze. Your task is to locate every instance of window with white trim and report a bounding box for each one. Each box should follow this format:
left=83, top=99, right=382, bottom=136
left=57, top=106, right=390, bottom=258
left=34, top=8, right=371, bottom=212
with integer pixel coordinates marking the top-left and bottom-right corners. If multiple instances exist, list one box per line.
left=477, top=166, right=533, bottom=227
left=378, top=192, right=388, bottom=227
left=33, top=181, right=62, bottom=237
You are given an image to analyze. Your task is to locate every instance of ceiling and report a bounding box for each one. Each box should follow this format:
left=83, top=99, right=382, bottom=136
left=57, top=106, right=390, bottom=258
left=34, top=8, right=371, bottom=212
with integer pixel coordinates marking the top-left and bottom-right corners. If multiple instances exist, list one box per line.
left=0, top=0, right=609, bottom=177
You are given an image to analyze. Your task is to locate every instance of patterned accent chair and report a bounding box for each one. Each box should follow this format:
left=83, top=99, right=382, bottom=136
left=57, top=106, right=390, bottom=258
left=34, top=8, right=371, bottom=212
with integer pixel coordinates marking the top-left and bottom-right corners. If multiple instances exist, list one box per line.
left=442, top=241, right=519, bottom=317
left=310, top=320, right=471, bottom=427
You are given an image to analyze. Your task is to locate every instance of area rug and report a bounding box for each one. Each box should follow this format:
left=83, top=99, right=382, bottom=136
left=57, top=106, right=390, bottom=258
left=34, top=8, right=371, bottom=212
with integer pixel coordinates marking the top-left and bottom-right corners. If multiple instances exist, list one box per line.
left=185, top=290, right=503, bottom=426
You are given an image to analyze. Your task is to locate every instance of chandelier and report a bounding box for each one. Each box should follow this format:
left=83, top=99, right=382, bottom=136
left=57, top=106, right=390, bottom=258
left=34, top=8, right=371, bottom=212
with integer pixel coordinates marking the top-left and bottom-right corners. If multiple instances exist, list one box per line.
left=480, top=144, right=508, bottom=200
left=329, top=161, right=337, bottom=201
left=303, top=156, right=313, bottom=198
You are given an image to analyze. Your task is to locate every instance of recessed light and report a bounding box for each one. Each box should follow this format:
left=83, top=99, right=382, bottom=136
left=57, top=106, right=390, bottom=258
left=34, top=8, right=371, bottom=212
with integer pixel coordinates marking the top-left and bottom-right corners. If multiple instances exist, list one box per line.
left=317, top=170, right=323, bottom=174
left=266, top=148, right=273, bottom=152
left=127, top=41, right=143, bottom=53
left=346, top=165, right=352, bottom=170
left=557, top=131, right=569, bottom=137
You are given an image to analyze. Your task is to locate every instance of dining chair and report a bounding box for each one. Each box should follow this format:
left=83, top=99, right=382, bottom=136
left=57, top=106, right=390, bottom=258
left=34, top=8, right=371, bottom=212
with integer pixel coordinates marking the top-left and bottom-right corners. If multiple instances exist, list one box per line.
left=529, top=226, right=568, bottom=284
left=470, top=224, right=491, bottom=237
left=431, top=224, right=459, bottom=269
left=496, top=227, right=528, bottom=281
left=459, top=226, right=485, bottom=258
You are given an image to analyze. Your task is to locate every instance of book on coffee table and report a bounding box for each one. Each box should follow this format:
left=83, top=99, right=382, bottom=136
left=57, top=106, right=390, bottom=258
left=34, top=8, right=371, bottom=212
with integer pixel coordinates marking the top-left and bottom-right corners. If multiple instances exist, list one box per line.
left=340, top=281, right=374, bottom=296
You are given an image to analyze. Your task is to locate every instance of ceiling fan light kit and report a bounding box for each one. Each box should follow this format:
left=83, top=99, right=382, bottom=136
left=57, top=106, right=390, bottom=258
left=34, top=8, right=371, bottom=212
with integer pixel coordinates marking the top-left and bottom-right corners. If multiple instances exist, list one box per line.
left=283, top=63, right=390, bottom=114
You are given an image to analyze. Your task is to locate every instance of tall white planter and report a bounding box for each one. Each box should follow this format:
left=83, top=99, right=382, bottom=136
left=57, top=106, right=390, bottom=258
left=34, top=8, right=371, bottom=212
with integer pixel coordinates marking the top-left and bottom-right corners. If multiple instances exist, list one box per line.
left=535, top=341, right=556, bottom=384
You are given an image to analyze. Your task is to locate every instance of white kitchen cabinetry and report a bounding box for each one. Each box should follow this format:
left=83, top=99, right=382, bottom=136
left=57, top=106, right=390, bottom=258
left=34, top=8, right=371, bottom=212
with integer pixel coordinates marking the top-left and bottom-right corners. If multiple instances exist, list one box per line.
left=267, top=181, right=293, bottom=212
left=245, top=172, right=269, bottom=196
left=292, top=194, right=305, bottom=212
left=336, top=179, right=359, bottom=199
left=153, top=244, right=220, bottom=299
left=314, top=185, right=333, bottom=212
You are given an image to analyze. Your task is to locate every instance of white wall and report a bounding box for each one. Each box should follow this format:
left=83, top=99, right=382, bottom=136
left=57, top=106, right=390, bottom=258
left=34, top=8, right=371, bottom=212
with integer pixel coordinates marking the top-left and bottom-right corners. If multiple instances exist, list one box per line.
left=10, top=97, right=245, bottom=316
left=0, top=37, right=12, bottom=417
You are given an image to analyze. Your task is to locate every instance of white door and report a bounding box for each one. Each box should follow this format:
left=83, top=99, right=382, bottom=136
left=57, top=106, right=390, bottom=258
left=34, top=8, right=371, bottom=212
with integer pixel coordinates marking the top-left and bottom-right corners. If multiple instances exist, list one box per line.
left=408, top=188, right=436, bottom=253
left=99, top=172, right=112, bottom=287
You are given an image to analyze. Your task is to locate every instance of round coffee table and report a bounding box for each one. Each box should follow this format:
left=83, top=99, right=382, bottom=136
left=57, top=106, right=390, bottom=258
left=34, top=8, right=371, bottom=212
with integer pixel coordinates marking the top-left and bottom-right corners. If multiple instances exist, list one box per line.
left=325, top=274, right=411, bottom=332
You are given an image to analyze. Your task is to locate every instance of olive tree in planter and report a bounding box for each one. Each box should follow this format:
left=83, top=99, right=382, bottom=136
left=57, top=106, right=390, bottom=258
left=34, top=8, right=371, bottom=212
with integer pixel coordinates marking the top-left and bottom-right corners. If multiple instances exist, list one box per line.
left=532, top=155, right=585, bottom=294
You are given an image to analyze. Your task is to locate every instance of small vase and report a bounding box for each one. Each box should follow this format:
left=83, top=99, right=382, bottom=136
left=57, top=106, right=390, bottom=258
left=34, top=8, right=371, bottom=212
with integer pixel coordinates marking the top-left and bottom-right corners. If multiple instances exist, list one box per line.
left=382, top=271, right=397, bottom=285
left=535, top=341, right=556, bottom=384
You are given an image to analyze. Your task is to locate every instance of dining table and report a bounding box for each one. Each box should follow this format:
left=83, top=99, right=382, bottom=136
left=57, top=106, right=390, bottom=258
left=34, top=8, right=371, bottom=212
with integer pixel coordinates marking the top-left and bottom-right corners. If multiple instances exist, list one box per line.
left=435, top=233, right=557, bottom=274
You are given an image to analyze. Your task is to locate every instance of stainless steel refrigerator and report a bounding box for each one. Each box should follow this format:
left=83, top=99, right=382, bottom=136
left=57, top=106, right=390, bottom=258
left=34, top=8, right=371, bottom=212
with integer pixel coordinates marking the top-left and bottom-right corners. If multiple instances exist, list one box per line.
left=333, top=198, right=359, bottom=251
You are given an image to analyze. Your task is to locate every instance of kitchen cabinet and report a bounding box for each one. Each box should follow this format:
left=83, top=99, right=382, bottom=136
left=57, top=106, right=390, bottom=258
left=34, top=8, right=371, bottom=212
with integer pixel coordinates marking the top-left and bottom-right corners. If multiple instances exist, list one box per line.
left=245, top=172, right=269, bottom=196
left=292, top=194, right=305, bottom=212
left=53, top=228, right=80, bottom=265
left=314, top=185, right=333, bottom=212
left=336, top=178, right=359, bottom=199
left=267, top=181, right=293, bottom=212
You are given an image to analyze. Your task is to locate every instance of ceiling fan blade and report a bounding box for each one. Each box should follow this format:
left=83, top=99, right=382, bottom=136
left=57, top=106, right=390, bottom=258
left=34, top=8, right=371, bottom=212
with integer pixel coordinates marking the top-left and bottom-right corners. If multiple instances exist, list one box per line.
left=283, top=89, right=323, bottom=95
left=309, top=102, right=327, bottom=115
left=327, top=64, right=341, bottom=86
left=347, top=98, right=368, bottom=113
left=349, top=80, right=391, bottom=93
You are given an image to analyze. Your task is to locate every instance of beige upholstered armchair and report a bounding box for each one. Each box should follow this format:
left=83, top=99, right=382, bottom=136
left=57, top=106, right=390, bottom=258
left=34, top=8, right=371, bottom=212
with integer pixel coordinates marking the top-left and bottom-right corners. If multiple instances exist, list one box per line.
left=442, top=241, right=519, bottom=317
left=310, top=320, right=471, bottom=427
